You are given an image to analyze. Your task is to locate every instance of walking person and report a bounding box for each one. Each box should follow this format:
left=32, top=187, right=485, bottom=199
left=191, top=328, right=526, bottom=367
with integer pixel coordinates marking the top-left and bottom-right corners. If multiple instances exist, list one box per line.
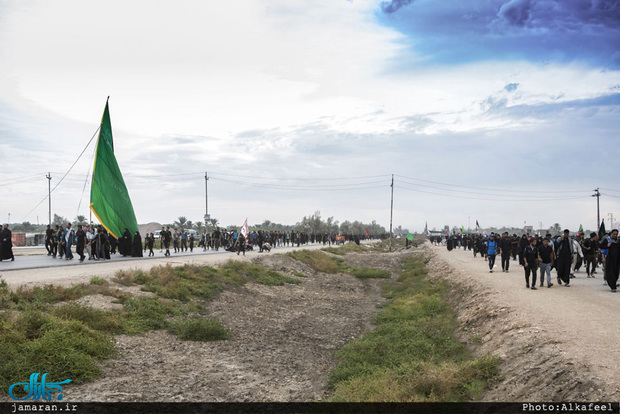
left=132, top=231, right=143, bottom=257
left=582, top=232, right=599, bottom=278
left=237, top=232, right=246, bottom=256
left=538, top=237, right=555, bottom=288
left=45, top=224, right=53, bottom=256
left=523, top=237, right=539, bottom=289
left=499, top=232, right=512, bottom=272
left=0, top=224, right=15, bottom=262
left=76, top=224, right=86, bottom=262
left=555, top=229, right=573, bottom=287
left=485, top=234, right=498, bottom=273
left=148, top=233, right=155, bottom=256
left=604, top=229, right=619, bottom=293
left=64, top=223, right=74, bottom=260
left=163, top=226, right=172, bottom=256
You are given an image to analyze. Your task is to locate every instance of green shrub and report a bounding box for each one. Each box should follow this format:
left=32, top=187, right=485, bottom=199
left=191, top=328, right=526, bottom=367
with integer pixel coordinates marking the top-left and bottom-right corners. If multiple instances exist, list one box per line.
left=167, top=318, right=229, bottom=341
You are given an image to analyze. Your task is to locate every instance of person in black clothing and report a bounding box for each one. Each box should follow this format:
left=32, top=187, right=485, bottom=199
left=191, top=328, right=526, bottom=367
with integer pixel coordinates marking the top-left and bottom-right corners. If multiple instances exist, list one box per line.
left=555, top=229, right=573, bottom=287
left=76, top=225, right=86, bottom=262
left=132, top=231, right=143, bottom=257
left=604, top=229, right=619, bottom=292
left=119, top=228, right=132, bottom=256
left=518, top=234, right=528, bottom=266
left=144, top=233, right=154, bottom=256
left=523, top=237, right=539, bottom=290
left=45, top=224, right=53, bottom=255
left=163, top=226, right=172, bottom=256
left=582, top=232, right=598, bottom=278
left=499, top=232, right=512, bottom=272
left=0, top=224, right=14, bottom=261
left=538, top=237, right=555, bottom=288
left=237, top=233, right=246, bottom=256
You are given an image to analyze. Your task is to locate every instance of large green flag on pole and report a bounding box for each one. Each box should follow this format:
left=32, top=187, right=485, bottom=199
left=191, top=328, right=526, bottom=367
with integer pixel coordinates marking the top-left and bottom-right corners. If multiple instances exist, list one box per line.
left=89, top=98, right=139, bottom=239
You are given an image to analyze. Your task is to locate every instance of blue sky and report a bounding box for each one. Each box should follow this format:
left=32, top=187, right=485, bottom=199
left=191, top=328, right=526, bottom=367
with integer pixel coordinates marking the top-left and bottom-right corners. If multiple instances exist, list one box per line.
left=0, top=0, right=619, bottom=232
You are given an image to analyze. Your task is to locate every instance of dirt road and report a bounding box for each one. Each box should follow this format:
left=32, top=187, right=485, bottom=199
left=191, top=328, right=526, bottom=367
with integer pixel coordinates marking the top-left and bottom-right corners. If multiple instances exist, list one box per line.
left=429, top=244, right=620, bottom=401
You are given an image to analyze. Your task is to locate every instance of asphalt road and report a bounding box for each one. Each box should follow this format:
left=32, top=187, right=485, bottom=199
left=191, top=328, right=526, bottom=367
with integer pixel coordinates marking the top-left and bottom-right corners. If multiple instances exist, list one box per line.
left=0, top=243, right=319, bottom=272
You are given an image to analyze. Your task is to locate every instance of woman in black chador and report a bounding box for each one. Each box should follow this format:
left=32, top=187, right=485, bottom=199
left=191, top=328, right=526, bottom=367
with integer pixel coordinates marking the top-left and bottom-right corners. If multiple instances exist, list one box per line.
left=0, top=224, right=15, bottom=261
left=132, top=231, right=143, bottom=258
left=119, top=228, right=132, bottom=256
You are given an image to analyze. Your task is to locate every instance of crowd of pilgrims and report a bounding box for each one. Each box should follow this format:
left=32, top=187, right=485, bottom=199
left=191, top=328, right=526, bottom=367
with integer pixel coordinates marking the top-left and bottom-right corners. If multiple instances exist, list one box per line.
left=31, top=223, right=370, bottom=262
left=430, top=230, right=619, bottom=293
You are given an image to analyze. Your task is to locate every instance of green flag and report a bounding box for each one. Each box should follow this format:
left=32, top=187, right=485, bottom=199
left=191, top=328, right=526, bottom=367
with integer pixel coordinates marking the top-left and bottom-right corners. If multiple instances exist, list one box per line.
left=461, top=226, right=466, bottom=234
left=89, top=98, right=139, bottom=239
left=406, top=232, right=414, bottom=241
left=578, top=224, right=584, bottom=234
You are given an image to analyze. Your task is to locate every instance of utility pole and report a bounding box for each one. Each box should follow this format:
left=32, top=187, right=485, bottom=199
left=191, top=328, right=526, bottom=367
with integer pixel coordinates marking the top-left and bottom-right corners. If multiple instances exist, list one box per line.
left=609, top=213, right=615, bottom=230
left=592, top=188, right=600, bottom=232
left=389, top=174, right=394, bottom=252
left=46, top=172, right=52, bottom=225
left=204, top=172, right=209, bottom=225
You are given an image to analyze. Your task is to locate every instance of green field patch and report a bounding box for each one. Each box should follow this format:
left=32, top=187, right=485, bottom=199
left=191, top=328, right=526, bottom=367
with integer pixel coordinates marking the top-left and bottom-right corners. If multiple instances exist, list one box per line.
left=328, top=256, right=501, bottom=402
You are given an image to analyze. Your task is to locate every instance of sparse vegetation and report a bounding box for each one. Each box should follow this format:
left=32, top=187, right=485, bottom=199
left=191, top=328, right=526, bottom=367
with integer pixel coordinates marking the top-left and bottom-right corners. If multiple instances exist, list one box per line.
left=167, top=318, right=229, bottom=341
left=0, top=260, right=303, bottom=395
left=349, top=268, right=391, bottom=280
left=321, top=247, right=346, bottom=256
left=286, top=250, right=348, bottom=274
left=90, top=276, right=107, bottom=285
left=328, top=256, right=501, bottom=402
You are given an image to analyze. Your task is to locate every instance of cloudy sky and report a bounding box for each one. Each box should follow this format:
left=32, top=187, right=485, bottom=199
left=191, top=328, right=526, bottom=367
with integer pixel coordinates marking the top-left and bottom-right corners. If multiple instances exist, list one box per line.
left=1, top=0, right=619, bottom=232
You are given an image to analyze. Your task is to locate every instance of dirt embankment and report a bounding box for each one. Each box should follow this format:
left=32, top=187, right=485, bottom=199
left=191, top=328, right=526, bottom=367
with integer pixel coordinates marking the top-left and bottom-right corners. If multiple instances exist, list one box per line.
left=62, top=251, right=403, bottom=402
left=424, top=245, right=618, bottom=401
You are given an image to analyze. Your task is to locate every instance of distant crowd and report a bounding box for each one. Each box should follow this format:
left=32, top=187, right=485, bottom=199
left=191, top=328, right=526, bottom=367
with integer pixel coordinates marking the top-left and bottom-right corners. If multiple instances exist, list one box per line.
left=431, top=230, right=619, bottom=293
left=0, top=222, right=383, bottom=263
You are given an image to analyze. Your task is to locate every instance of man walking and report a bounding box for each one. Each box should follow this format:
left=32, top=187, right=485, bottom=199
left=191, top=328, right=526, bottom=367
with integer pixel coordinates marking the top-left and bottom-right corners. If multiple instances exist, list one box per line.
left=537, top=237, right=555, bottom=288
left=486, top=234, right=498, bottom=273
left=523, top=237, right=539, bottom=289
left=64, top=223, right=74, bottom=260
left=499, top=232, right=512, bottom=272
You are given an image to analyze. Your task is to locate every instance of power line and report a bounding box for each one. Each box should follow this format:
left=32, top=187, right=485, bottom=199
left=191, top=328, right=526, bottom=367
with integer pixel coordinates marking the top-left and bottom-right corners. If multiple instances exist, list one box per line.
left=211, top=176, right=389, bottom=192
left=395, top=174, right=590, bottom=194
left=396, top=178, right=590, bottom=199
left=395, top=184, right=588, bottom=202
left=20, top=125, right=100, bottom=221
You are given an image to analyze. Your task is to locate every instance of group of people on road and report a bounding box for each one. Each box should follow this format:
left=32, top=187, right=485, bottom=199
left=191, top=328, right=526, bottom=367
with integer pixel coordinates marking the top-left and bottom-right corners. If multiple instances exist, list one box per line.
left=3, top=221, right=384, bottom=264
left=42, top=223, right=144, bottom=262
left=443, top=230, right=619, bottom=293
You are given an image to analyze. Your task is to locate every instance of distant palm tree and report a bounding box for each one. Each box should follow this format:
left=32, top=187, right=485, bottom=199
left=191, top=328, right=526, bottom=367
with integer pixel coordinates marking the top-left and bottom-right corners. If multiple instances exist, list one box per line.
left=174, top=216, right=188, bottom=228
left=195, top=221, right=203, bottom=232
left=74, top=215, right=87, bottom=225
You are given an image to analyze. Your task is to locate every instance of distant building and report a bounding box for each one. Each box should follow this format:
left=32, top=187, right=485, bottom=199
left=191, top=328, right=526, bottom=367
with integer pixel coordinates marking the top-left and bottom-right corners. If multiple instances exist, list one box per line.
left=523, top=225, right=533, bottom=234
